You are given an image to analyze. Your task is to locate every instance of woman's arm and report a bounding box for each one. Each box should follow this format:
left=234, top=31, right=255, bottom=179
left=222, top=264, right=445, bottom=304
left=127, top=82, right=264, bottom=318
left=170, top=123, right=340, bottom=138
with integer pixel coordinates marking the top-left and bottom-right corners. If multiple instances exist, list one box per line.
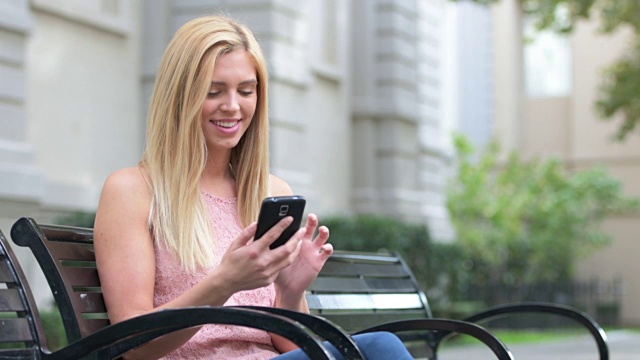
left=95, top=168, right=301, bottom=359
left=94, top=167, right=235, bottom=359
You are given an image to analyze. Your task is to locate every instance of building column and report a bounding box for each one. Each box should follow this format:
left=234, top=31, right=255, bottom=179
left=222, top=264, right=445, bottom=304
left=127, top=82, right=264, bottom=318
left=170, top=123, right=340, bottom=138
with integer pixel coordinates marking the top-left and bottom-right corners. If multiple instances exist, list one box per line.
left=0, top=1, right=45, bottom=208
left=0, top=1, right=48, bottom=308
left=351, top=0, right=452, bottom=239
left=491, top=0, right=524, bottom=154
left=351, top=0, right=420, bottom=219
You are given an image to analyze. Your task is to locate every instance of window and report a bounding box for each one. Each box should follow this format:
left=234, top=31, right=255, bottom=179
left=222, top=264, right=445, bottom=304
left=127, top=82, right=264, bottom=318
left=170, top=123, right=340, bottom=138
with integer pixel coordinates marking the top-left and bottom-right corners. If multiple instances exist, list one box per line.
left=524, top=17, right=572, bottom=97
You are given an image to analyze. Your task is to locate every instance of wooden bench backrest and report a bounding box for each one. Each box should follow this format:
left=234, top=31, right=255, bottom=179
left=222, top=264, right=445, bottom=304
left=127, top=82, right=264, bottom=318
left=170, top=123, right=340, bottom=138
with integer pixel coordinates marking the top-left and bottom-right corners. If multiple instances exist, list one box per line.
left=0, top=228, right=48, bottom=357
left=11, top=218, right=435, bottom=345
left=10, top=217, right=107, bottom=343
left=307, top=251, right=433, bottom=333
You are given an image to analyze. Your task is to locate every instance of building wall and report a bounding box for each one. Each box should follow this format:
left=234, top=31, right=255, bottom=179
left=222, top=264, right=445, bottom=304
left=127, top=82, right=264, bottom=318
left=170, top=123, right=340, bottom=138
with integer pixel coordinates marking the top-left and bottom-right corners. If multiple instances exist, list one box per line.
left=26, top=2, right=143, bottom=211
left=1, top=0, right=455, bottom=307
left=491, top=0, right=640, bottom=325
left=522, top=97, right=571, bottom=158
left=0, top=1, right=42, bottom=223
left=569, top=17, right=640, bottom=326
left=5, top=0, right=637, bottom=325
left=0, top=0, right=142, bottom=307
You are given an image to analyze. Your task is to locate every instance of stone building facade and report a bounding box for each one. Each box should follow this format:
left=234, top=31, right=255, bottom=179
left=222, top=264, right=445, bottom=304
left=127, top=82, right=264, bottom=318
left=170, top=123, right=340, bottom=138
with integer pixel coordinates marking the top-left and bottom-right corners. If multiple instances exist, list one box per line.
left=2, top=0, right=638, bottom=325
left=0, top=0, right=455, bottom=307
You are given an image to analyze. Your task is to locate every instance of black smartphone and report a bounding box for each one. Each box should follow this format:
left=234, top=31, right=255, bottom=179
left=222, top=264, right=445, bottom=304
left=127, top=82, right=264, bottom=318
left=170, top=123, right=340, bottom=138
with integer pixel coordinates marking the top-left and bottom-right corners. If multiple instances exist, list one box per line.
left=255, top=195, right=306, bottom=249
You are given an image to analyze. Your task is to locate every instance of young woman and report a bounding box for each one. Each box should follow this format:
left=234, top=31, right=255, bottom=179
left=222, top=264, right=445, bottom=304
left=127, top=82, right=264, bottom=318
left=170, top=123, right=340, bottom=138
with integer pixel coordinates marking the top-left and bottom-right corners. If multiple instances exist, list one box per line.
left=94, top=15, right=413, bottom=360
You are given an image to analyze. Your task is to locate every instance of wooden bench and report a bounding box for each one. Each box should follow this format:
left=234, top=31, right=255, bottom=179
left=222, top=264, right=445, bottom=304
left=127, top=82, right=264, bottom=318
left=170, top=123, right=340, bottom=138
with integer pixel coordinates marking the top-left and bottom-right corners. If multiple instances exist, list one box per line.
left=307, top=250, right=610, bottom=359
left=0, top=228, right=337, bottom=359
left=9, top=217, right=521, bottom=359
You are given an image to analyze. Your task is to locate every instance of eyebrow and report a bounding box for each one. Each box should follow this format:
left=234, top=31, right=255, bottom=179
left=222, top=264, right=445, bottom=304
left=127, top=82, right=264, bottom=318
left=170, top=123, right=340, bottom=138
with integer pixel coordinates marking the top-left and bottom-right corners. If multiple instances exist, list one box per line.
left=210, top=79, right=258, bottom=86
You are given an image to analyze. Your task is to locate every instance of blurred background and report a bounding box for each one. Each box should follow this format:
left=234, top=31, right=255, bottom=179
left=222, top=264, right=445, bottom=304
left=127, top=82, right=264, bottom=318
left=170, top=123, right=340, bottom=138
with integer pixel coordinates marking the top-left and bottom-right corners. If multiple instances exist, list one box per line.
left=1, top=0, right=639, bottom=354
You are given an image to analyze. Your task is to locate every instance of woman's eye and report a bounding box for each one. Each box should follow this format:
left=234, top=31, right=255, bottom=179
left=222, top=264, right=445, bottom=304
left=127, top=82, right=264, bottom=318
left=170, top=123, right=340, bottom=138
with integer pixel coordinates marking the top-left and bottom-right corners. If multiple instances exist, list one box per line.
left=239, top=90, right=255, bottom=96
left=207, top=92, right=221, bottom=97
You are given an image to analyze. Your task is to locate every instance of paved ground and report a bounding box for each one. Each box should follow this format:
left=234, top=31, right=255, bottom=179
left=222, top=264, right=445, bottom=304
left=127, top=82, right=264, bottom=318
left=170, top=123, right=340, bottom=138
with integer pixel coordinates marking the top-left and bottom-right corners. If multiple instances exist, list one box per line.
left=435, top=330, right=640, bottom=360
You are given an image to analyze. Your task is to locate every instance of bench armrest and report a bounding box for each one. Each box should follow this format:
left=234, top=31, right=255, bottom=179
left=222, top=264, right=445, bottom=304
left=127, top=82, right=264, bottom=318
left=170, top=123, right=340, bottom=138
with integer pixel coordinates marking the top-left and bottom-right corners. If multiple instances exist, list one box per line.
left=354, top=318, right=513, bottom=360
left=237, top=305, right=365, bottom=360
left=459, top=302, right=609, bottom=360
left=46, top=307, right=335, bottom=360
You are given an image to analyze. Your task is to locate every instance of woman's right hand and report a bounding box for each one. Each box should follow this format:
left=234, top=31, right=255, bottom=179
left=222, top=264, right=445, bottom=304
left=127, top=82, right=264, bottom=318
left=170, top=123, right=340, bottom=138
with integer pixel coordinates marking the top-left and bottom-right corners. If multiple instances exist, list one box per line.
left=214, top=216, right=304, bottom=293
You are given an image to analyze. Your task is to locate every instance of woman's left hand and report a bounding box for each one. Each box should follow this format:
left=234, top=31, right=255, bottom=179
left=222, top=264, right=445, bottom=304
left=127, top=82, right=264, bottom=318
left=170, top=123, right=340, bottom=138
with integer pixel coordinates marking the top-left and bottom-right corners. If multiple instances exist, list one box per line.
left=275, top=213, right=333, bottom=299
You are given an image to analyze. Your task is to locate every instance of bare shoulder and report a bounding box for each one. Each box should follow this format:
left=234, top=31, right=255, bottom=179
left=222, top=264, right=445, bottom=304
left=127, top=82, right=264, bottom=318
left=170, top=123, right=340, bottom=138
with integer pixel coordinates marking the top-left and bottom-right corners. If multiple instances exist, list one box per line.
left=103, top=166, right=151, bottom=197
left=269, top=174, right=293, bottom=197
left=97, top=166, right=152, bottom=225
left=103, top=167, right=150, bottom=193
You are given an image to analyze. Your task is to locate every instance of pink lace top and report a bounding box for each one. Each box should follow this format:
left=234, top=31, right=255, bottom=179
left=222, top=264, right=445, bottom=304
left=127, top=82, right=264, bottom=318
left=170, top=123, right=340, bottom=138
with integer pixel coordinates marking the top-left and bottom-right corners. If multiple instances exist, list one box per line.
left=154, top=194, right=278, bottom=359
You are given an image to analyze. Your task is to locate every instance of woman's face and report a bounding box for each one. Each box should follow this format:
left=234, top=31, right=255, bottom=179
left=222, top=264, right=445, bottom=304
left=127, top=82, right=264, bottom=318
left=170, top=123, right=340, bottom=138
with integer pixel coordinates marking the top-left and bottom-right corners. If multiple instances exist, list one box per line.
left=201, top=49, right=258, bottom=152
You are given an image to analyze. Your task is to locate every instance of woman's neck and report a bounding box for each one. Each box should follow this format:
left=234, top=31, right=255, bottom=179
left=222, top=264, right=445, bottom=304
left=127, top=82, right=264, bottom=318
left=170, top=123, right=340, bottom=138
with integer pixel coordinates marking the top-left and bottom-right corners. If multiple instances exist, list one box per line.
left=201, top=152, right=236, bottom=197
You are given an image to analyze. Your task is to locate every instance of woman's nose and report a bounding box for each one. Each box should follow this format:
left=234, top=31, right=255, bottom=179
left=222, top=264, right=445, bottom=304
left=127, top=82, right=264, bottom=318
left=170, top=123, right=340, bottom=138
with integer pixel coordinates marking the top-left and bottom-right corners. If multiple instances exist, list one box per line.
left=220, top=93, right=240, bottom=112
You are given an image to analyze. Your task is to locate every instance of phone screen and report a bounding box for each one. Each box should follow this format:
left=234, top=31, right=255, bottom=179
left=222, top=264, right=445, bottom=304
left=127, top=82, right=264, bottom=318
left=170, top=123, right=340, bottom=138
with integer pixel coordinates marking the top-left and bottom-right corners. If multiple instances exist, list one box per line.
left=255, top=196, right=306, bottom=249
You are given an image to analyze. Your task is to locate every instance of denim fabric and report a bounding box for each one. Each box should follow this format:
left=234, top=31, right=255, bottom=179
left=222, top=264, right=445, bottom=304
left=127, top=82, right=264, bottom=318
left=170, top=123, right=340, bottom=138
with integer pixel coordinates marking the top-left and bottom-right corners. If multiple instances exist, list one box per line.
left=272, top=331, right=413, bottom=360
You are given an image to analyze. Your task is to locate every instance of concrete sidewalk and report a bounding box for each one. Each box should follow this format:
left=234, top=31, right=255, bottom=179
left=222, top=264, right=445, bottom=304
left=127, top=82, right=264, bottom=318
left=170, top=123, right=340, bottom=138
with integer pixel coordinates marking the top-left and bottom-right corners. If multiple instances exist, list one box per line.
left=435, top=329, right=639, bottom=360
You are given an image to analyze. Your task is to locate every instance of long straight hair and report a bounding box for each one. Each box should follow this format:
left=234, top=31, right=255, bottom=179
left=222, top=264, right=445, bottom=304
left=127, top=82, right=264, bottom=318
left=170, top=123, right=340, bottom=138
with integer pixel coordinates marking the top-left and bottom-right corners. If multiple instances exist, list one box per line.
left=140, top=16, right=270, bottom=271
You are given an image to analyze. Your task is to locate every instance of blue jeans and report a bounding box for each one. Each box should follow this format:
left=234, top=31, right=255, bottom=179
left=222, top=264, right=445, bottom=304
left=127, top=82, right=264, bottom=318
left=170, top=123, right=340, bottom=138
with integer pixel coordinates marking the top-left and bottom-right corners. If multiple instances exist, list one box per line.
left=272, top=331, right=414, bottom=360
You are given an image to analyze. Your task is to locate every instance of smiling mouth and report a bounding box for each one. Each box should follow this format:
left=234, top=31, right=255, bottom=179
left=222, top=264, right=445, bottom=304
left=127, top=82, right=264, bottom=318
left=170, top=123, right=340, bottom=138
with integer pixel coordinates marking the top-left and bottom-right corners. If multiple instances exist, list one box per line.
left=212, top=120, right=239, bottom=128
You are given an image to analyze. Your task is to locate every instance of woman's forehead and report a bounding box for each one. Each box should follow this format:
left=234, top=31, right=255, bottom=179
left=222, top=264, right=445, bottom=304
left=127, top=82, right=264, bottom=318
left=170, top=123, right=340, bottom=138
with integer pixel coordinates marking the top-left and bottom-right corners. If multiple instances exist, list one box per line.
left=210, top=50, right=257, bottom=81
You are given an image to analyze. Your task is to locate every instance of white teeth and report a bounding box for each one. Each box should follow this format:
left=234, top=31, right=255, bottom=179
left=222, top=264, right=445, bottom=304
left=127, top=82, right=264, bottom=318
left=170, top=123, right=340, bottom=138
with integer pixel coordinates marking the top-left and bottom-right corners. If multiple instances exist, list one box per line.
left=213, top=121, right=237, bottom=128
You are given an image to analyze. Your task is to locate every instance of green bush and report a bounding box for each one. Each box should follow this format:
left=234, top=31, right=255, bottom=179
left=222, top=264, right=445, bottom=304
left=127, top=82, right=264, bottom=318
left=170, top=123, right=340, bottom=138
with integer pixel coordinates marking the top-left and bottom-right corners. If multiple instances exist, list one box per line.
left=321, top=214, right=430, bottom=253
left=40, top=304, right=67, bottom=350
left=447, top=133, right=640, bottom=295
left=55, top=211, right=96, bottom=228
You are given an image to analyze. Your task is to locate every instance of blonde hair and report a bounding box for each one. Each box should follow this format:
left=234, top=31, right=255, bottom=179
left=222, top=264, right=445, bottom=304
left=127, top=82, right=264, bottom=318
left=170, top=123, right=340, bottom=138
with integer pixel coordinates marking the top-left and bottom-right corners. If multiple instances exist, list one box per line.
left=140, top=15, right=270, bottom=271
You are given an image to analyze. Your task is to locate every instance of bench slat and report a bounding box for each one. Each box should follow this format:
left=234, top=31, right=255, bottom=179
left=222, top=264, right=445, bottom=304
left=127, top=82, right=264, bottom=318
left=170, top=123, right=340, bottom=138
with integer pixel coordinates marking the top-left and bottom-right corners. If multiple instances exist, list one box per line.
left=0, top=317, right=33, bottom=342
left=0, top=289, right=26, bottom=312
left=319, top=261, right=408, bottom=277
left=49, top=242, right=96, bottom=264
left=62, top=266, right=100, bottom=288
left=306, top=293, right=424, bottom=311
left=39, top=226, right=94, bottom=244
left=0, top=261, right=15, bottom=283
left=309, top=277, right=416, bottom=293
left=317, top=311, right=428, bottom=332
left=67, top=291, right=107, bottom=313
left=328, top=252, right=399, bottom=263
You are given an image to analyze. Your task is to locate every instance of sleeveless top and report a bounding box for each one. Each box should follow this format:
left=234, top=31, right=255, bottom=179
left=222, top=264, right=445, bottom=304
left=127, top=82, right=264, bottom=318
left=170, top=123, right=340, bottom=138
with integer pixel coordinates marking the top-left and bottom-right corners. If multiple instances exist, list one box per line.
left=153, top=194, right=279, bottom=359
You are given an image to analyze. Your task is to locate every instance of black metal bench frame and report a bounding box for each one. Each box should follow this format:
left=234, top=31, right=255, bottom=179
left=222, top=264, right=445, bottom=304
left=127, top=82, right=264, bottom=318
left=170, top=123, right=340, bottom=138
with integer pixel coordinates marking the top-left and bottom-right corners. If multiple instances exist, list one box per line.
left=307, top=248, right=609, bottom=359
left=0, top=228, right=338, bottom=359
left=9, top=217, right=522, bottom=359
left=1, top=227, right=341, bottom=359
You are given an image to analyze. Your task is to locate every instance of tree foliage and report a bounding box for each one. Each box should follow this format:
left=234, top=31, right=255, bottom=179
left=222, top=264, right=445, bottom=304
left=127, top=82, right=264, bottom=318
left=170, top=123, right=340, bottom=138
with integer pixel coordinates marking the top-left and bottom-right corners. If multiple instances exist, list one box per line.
left=446, top=133, right=639, bottom=288
left=466, top=0, right=640, bottom=140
